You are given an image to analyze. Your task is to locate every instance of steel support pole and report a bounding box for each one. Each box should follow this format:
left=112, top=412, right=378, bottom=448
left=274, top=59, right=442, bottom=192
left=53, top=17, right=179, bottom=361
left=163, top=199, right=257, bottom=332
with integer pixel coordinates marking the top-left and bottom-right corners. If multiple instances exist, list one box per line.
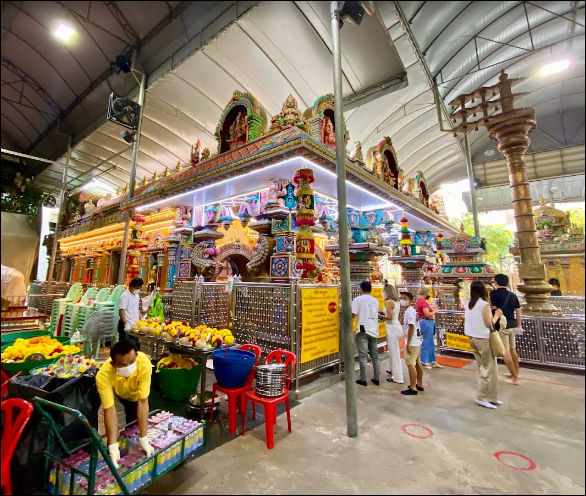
left=46, top=141, right=71, bottom=294
left=331, top=0, right=358, bottom=439
left=464, top=132, right=481, bottom=239
left=118, top=61, right=146, bottom=286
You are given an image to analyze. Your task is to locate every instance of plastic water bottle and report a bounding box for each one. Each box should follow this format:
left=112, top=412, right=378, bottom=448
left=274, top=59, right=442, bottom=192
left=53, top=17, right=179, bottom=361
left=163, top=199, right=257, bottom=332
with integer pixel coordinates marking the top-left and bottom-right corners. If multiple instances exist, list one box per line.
left=60, top=467, right=71, bottom=495
left=48, top=463, right=57, bottom=494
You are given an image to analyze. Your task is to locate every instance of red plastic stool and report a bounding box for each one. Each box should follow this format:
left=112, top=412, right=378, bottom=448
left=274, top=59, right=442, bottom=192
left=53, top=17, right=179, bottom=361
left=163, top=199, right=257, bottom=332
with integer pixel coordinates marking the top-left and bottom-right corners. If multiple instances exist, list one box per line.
left=1, top=398, right=34, bottom=495
left=210, top=344, right=262, bottom=434
left=242, top=350, right=296, bottom=449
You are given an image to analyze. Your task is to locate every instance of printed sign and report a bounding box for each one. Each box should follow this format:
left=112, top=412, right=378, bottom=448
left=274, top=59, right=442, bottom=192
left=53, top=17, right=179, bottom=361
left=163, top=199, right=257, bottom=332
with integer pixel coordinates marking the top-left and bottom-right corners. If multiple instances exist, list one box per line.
left=446, top=332, right=472, bottom=352
left=371, top=287, right=387, bottom=338
left=301, top=287, right=340, bottom=363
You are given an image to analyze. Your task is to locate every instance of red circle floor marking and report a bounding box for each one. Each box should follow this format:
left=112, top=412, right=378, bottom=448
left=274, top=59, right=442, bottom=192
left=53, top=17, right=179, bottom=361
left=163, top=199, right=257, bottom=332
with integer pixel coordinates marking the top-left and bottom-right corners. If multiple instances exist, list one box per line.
left=423, top=381, right=431, bottom=388
left=401, top=424, right=434, bottom=439
left=494, top=451, right=537, bottom=471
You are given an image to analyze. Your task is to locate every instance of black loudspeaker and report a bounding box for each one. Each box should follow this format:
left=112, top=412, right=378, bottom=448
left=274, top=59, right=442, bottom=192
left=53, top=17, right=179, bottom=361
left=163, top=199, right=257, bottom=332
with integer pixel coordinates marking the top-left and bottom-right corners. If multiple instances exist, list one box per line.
left=107, top=93, right=140, bottom=130
left=339, top=1, right=366, bottom=26
left=115, top=54, right=131, bottom=73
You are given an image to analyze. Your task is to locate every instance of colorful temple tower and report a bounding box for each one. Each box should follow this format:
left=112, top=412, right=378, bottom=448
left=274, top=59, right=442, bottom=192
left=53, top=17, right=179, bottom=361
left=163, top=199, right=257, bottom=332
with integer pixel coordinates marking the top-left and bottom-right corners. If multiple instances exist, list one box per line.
left=511, top=197, right=585, bottom=296
left=436, top=226, right=496, bottom=309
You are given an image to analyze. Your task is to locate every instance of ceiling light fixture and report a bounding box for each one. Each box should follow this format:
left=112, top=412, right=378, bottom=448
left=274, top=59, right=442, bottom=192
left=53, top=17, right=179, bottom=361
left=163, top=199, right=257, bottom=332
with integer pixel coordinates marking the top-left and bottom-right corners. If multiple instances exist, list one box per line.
left=54, top=23, right=75, bottom=42
left=484, top=149, right=495, bottom=156
left=82, top=178, right=115, bottom=193
left=539, top=59, right=570, bottom=76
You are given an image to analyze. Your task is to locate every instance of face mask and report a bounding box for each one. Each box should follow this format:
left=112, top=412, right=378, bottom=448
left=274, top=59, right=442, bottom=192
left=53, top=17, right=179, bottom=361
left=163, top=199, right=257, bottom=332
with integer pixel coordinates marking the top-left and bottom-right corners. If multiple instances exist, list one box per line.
left=133, top=289, right=140, bottom=295
left=400, top=300, right=410, bottom=307
left=115, top=362, right=137, bottom=378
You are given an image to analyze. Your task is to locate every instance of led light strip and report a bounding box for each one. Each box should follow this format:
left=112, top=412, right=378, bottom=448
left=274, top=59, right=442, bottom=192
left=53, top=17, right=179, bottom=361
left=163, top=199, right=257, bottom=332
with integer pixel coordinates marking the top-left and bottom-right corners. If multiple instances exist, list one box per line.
left=136, top=156, right=397, bottom=211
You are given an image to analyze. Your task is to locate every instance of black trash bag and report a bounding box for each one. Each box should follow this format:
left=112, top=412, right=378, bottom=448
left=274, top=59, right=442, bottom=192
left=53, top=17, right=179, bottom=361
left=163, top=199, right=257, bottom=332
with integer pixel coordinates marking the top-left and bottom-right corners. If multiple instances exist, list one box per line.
left=5, top=370, right=100, bottom=495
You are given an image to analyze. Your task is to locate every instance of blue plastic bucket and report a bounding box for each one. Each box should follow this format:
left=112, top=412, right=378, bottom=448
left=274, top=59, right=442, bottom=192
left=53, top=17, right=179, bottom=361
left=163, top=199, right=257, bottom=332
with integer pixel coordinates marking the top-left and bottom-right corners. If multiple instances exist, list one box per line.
left=212, top=348, right=256, bottom=389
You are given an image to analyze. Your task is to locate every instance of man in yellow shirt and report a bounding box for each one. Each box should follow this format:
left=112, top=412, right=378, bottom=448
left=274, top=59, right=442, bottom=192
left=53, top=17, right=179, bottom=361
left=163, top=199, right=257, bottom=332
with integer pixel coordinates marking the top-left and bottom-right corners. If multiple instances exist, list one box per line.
left=96, top=339, right=154, bottom=467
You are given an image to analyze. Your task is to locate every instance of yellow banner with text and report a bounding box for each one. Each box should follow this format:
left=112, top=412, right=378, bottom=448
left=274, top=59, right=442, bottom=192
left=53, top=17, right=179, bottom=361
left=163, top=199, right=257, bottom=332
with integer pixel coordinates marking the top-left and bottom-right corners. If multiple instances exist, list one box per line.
left=446, top=332, right=472, bottom=352
left=300, top=287, right=340, bottom=364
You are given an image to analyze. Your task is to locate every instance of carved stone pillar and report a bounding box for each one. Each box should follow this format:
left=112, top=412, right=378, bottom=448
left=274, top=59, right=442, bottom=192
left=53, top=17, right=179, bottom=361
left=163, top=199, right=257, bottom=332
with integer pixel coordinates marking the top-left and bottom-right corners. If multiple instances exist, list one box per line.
left=486, top=113, right=554, bottom=312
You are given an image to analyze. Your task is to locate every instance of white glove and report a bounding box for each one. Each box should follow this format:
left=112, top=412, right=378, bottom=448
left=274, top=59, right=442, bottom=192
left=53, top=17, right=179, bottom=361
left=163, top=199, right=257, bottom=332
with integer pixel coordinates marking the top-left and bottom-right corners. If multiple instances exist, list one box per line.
left=140, top=436, right=155, bottom=457
left=124, top=322, right=131, bottom=332
left=108, top=442, right=120, bottom=469
left=516, top=327, right=525, bottom=335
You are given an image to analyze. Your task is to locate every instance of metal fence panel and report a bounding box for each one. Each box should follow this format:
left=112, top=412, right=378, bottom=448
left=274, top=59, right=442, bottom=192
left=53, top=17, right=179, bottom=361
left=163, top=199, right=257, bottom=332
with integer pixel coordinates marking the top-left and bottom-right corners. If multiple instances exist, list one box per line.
left=171, top=281, right=196, bottom=325
left=515, top=317, right=542, bottom=363
left=437, top=311, right=585, bottom=370
left=549, top=296, right=585, bottom=317
left=539, top=318, right=585, bottom=369
left=232, top=283, right=293, bottom=363
left=197, top=282, right=231, bottom=329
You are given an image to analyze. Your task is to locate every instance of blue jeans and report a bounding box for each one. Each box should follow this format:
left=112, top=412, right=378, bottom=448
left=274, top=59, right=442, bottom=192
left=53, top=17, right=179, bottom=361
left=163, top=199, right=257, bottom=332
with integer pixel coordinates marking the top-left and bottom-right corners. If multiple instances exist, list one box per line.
left=420, top=319, right=436, bottom=364
left=356, top=332, right=380, bottom=381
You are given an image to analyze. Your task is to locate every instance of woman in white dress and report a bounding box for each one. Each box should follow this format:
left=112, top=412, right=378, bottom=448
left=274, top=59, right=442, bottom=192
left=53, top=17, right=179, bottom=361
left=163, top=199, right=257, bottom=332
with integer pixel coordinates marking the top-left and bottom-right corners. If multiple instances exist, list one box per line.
left=380, top=284, right=404, bottom=384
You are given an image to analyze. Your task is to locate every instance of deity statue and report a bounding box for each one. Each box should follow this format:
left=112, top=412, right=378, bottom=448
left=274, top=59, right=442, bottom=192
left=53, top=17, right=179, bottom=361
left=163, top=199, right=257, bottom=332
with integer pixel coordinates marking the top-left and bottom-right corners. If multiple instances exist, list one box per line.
left=321, top=116, right=336, bottom=149
left=84, top=201, right=96, bottom=215
left=351, top=141, right=364, bottom=162
left=190, top=140, right=202, bottom=166
left=266, top=180, right=287, bottom=210
left=382, top=156, right=394, bottom=186
left=201, top=148, right=211, bottom=161
left=228, top=111, right=248, bottom=149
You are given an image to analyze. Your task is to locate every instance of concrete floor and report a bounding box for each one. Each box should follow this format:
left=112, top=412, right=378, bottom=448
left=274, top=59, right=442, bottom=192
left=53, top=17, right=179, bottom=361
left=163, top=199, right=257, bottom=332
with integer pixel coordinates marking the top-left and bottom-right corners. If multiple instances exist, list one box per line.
left=147, top=359, right=585, bottom=495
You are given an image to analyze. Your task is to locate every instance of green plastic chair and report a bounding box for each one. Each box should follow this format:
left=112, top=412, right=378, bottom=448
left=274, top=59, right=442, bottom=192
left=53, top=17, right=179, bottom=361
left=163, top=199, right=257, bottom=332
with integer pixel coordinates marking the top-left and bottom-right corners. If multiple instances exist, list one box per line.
left=62, top=287, right=98, bottom=337
left=49, top=283, right=83, bottom=334
left=93, top=285, right=126, bottom=348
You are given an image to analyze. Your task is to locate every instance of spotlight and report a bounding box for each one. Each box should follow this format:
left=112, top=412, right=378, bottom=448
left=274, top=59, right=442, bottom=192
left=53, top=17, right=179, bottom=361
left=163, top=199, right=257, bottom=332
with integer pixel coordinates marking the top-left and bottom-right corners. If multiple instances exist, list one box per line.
left=121, top=130, right=135, bottom=143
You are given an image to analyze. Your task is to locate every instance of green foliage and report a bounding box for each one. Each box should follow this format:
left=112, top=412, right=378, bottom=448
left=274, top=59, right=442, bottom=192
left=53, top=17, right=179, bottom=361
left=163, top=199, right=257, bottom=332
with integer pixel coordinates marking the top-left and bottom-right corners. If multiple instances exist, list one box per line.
left=0, top=171, right=42, bottom=220
left=452, top=213, right=514, bottom=269
left=564, top=207, right=585, bottom=232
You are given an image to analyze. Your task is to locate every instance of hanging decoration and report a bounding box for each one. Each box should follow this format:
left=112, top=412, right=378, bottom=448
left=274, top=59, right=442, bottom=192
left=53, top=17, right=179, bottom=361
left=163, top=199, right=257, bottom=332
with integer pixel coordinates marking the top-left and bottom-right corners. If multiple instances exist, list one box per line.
left=399, top=214, right=412, bottom=256
left=294, top=167, right=316, bottom=280
left=126, top=211, right=146, bottom=283
left=437, top=231, right=444, bottom=260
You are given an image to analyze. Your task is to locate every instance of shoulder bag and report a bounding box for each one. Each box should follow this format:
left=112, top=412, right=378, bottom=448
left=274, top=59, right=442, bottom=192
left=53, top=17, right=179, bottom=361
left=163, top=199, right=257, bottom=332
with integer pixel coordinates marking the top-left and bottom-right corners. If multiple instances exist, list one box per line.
left=489, top=324, right=506, bottom=358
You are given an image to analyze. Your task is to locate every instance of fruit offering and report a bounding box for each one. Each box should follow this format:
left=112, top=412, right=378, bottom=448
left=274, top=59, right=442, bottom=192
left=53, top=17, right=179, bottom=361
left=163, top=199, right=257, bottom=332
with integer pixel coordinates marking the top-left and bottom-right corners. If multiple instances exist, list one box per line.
left=1, top=337, right=81, bottom=363
left=132, top=319, right=235, bottom=349
left=156, top=354, right=197, bottom=372
left=132, top=317, right=164, bottom=337
left=33, top=355, right=99, bottom=378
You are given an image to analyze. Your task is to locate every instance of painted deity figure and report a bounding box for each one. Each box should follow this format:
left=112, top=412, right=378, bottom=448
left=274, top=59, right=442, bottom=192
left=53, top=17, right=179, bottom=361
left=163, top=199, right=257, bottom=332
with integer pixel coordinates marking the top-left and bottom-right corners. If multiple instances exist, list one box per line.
left=266, top=180, right=287, bottom=210
left=321, top=116, right=336, bottom=149
left=382, top=156, right=394, bottom=186
left=229, top=111, right=248, bottom=149
left=352, top=141, right=364, bottom=162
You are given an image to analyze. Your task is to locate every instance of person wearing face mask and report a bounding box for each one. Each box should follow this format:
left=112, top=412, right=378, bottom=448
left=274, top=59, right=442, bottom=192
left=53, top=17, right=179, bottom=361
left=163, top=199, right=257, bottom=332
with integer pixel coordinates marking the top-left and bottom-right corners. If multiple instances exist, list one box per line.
left=96, top=339, right=154, bottom=468
left=118, top=277, right=144, bottom=350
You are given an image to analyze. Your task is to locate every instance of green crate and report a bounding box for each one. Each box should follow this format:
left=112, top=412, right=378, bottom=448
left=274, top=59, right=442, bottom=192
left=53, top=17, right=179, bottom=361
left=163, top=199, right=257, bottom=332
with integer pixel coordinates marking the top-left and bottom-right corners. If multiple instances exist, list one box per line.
left=1, top=336, right=77, bottom=376
left=158, top=365, right=201, bottom=402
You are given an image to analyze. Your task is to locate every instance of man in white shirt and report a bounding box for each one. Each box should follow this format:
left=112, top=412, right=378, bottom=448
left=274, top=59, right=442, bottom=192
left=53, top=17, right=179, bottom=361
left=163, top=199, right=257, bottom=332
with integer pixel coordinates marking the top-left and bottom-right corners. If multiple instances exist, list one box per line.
left=400, top=291, right=425, bottom=396
left=352, top=281, right=381, bottom=386
left=118, top=277, right=144, bottom=349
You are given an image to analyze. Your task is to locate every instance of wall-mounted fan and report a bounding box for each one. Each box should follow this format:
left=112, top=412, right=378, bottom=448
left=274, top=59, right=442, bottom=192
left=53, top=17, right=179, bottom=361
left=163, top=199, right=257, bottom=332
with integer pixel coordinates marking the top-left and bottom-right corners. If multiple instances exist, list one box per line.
left=107, top=93, right=140, bottom=130
left=43, top=195, right=57, bottom=208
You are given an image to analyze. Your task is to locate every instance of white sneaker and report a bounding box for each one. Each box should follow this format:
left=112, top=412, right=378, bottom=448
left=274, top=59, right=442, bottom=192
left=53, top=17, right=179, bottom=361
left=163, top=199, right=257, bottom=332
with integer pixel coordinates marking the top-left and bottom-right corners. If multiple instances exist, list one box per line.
left=475, top=399, right=497, bottom=409
left=490, top=401, right=504, bottom=406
